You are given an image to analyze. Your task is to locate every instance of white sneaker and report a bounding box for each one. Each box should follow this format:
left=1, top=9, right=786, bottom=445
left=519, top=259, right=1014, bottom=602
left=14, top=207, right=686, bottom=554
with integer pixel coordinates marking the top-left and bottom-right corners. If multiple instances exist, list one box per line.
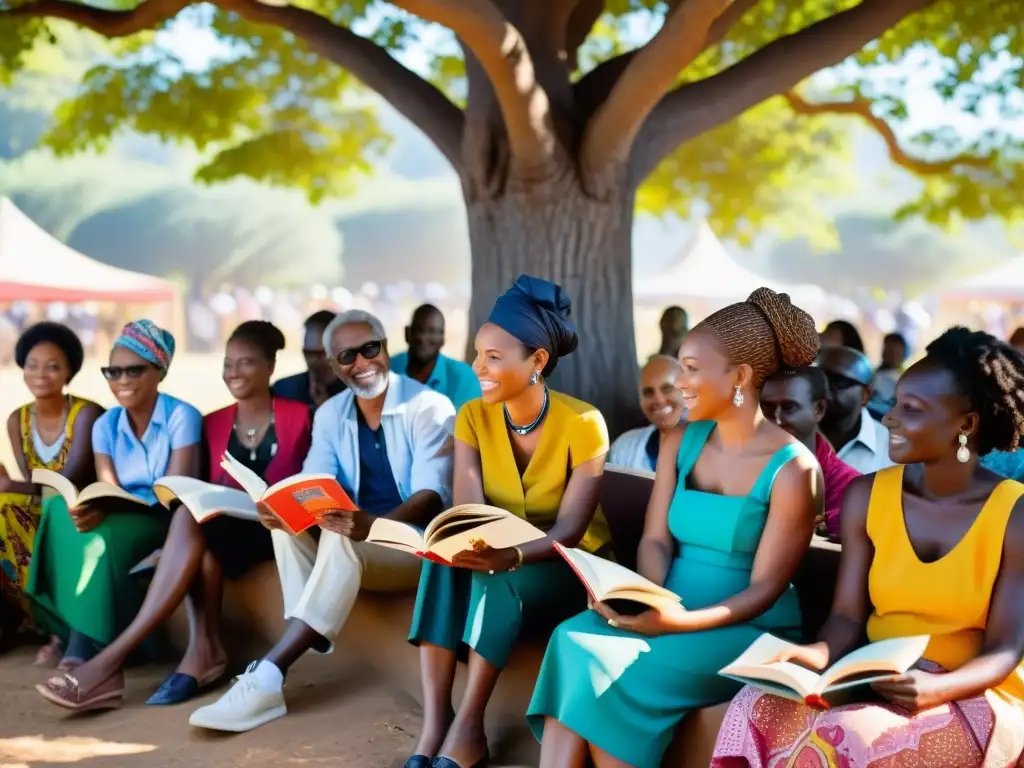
left=188, top=662, right=287, bottom=732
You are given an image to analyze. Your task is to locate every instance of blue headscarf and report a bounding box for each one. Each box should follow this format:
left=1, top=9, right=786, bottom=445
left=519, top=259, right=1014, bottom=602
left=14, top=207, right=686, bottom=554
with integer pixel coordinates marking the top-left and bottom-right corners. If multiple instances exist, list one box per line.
left=487, top=275, right=578, bottom=375
left=113, top=319, right=176, bottom=379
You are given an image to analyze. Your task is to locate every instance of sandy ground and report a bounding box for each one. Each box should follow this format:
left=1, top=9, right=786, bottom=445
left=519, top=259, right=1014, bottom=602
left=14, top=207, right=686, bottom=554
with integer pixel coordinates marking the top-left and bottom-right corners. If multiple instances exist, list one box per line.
left=0, top=645, right=423, bottom=768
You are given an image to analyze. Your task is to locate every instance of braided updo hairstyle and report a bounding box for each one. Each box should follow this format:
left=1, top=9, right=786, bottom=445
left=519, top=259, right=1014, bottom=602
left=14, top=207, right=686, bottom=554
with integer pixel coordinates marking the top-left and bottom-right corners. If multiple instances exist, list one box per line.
left=697, top=288, right=820, bottom=387
left=925, top=327, right=1024, bottom=456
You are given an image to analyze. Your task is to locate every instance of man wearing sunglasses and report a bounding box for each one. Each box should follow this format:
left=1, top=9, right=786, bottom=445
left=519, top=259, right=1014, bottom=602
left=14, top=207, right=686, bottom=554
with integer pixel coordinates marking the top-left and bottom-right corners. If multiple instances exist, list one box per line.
left=191, top=309, right=455, bottom=734
left=816, top=345, right=895, bottom=475
left=271, top=310, right=346, bottom=409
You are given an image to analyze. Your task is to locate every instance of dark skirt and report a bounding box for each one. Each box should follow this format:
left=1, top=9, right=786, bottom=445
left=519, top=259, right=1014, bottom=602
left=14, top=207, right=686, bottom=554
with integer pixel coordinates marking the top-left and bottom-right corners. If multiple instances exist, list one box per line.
left=201, top=515, right=274, bottom=581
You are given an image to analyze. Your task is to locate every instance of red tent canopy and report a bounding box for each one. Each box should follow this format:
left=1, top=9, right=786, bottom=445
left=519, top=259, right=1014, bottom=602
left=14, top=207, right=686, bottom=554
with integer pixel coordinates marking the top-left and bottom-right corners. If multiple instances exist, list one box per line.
left=0, top=197, right=176, bottom=303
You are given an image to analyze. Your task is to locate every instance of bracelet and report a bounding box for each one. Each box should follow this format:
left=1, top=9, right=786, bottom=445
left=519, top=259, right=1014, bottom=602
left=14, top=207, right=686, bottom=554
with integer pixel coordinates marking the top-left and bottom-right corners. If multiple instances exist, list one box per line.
left=509, top=546, right=524, bottom=572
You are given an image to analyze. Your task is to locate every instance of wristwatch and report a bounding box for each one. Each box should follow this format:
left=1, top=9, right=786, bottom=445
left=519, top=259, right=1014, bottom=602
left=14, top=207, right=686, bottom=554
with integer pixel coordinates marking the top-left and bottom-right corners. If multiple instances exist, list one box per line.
left=508, top=547, right=524, bottom=572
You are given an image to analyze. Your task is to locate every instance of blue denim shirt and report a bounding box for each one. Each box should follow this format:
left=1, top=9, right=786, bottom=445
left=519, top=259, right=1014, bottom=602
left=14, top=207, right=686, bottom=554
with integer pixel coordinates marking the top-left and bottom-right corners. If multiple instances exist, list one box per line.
left=390, top=352, right=481, bottom=413
left=92, top=392, right=203, bottom=504
left=302, top=372, right=456, bottom=508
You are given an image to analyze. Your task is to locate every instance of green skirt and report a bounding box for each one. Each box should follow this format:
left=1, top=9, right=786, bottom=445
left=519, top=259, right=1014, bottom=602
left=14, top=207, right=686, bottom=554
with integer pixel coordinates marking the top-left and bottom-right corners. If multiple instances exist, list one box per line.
left=408, top=558, right=587, bottom=669
left=26, top=495, right=170, bottom=645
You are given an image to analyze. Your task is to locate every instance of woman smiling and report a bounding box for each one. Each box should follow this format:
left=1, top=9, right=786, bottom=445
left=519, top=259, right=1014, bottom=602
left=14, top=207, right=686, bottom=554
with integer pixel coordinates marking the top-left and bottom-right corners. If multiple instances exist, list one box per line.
left=35, top=320, right=311, bottom=712
left=30, top=320, right=202, bottom=709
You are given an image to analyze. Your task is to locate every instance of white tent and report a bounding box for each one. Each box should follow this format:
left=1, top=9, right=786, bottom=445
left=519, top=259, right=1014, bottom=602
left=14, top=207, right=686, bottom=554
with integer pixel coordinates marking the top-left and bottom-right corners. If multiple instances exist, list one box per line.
left=633, top=220, right=826, bottom=311
left=0, top=197, right=176, bottom=303
left=938, top=257, right=1024, bottom=301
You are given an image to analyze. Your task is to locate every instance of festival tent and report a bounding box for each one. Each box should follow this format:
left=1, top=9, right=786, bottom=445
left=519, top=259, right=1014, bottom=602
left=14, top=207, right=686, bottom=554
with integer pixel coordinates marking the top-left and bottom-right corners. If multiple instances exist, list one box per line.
left=633, top=220, right=828, bottom=315
left=0, top=196, right=177, bottom=303
left=936, top=257, right=1024, bottom=301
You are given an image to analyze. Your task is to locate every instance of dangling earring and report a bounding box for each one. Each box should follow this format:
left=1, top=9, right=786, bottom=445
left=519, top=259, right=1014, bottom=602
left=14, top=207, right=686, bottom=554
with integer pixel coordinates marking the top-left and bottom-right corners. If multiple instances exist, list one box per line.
left=957, top=432, right=970, bottom=463
left=733, top=385, right=744, bottom=407
left=529, top=371, right=540, bottom=386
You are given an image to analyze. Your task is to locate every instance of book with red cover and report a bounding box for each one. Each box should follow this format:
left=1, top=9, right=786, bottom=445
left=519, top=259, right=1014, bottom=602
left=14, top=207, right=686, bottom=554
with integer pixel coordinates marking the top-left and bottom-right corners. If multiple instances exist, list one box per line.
left=219, top=452, right=358, bottom=535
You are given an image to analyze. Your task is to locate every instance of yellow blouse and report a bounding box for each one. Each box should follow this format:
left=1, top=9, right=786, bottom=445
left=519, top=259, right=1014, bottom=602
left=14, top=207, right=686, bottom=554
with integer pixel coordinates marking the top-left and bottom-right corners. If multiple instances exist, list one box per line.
left=454, top=390, right=611, bottom=554
left=866, top=466, right=1024, bottom=705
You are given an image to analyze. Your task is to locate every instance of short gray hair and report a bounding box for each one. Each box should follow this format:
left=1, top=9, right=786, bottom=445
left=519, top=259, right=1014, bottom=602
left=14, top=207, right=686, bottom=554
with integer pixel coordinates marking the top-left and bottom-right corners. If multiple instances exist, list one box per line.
left=323, top=309, right=387, bottom=356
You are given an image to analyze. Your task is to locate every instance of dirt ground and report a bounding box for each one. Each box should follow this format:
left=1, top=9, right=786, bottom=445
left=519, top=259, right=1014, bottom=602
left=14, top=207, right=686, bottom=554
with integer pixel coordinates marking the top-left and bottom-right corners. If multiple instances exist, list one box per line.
left=0, top=645, right=423, bottom=768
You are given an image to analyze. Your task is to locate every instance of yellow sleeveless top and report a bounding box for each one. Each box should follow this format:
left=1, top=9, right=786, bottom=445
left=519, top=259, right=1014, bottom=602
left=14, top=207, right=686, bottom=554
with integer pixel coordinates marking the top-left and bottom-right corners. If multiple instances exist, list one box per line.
left=866, top=466, right=1024, bottom=703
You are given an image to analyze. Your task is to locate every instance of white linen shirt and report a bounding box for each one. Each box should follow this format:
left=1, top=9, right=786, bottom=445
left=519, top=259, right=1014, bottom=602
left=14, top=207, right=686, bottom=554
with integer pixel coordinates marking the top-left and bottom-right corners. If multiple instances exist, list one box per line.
left=835, top=407, right=896, bottom=475
left=302, top=371, right=456, bottom=508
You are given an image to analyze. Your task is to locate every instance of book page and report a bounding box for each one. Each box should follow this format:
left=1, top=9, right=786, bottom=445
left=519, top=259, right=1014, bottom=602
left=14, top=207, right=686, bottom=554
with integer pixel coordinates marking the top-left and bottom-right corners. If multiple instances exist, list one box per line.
left=556, top=545, right=679, bottom=603
left=820, top=635, right=930, bottom=692
left=427, top=515, right=547, bottom=562
left=31, top=468, right=78, bottom=507
left=153, top=477, right=258, bottom=523
left=719, top=634, right=823, bottom=699
left=366, top=517, right=425, bottom=552
left=423, top=504, right=507, bottom=542
left=220, top=452, right=269, bottom=501
left=77, top=482, right=148, bottom=507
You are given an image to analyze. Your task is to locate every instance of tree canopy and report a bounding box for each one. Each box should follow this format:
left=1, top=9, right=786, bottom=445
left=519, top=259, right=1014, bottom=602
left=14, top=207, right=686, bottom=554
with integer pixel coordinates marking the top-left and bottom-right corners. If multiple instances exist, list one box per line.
left=0, top=0, right=1018, bottom=245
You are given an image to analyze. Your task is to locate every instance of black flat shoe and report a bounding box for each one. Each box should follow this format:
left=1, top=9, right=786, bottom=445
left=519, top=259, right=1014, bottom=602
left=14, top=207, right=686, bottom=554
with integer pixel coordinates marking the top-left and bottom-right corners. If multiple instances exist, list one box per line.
left=404, top=757, right=431, bottom=768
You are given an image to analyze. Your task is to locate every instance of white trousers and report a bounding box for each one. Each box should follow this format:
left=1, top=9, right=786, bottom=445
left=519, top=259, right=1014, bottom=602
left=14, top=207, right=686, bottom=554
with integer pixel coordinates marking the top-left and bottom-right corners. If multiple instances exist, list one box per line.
left=271, top=528, right=421, bottom=647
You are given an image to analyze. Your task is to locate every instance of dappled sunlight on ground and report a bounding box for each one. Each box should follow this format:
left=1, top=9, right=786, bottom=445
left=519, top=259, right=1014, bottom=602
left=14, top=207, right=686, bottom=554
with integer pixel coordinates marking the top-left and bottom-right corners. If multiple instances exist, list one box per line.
left=0, top=734, right=156, bottom=764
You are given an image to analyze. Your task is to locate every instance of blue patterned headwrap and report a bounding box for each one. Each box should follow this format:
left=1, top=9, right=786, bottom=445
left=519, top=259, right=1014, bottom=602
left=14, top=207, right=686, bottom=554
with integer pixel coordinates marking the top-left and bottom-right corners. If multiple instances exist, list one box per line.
left=113, top=319, right=175, bottom=379
left=487, top=275, right=578, bottom=375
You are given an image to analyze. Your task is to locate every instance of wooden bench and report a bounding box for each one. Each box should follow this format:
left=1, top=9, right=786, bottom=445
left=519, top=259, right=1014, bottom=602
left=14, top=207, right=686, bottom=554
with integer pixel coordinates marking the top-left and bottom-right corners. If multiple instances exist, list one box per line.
left=168, top=466, right=841, bottom=767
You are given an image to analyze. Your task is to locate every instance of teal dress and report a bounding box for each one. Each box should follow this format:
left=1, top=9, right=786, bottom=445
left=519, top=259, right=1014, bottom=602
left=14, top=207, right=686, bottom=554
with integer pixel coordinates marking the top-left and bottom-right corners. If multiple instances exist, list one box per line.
left=526, top=420, right=807, bottom=768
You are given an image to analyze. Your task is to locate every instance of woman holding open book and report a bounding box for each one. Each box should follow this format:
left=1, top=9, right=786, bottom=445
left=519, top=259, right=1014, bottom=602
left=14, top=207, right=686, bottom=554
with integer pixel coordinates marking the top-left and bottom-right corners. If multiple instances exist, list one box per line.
left=529, top=288, right=823, bottom=768
left=0, top=322, right=102, bottom=665
left=36, top=320, right=311, bottom=711
left=32, top=320, right=203, bottom=711
left=713, top=327, right=1024, bottom=768
left=405, top=276, right=611, bottom=768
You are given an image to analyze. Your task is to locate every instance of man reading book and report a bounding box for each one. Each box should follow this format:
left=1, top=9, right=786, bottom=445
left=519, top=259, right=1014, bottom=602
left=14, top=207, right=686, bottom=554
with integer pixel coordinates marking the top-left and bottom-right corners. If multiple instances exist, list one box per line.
left=190, top=309, right=455, bottom=734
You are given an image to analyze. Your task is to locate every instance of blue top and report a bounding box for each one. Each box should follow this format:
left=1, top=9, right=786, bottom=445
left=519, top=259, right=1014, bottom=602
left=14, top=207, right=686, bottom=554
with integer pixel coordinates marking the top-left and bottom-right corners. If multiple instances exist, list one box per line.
left=272, top=371, right=346, bottom=408
left=980, top=449, right=1024, bottom=482
left=355, top=409, right=404, bottom=515
left=92, top=392, right=203, bottom=505
left=390, top=352, right=481, bottom=413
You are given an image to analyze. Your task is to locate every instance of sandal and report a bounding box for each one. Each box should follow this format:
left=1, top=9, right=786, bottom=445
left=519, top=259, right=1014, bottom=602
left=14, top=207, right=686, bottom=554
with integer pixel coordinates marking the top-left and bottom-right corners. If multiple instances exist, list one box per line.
left=36, top=671, right=125, bottom=712
left=33, top=637, right=63, bottom=668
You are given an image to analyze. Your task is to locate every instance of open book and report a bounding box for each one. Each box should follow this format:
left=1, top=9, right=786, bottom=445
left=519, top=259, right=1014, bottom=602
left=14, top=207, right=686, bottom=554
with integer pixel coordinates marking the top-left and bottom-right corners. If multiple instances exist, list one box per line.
left=153, top=476, right=259, bottom=523
left=32, top=468, right=147, bottom=508
left=719, top=633, right=930, bottom=707
left=365, top=504, right=546, bottom=564
left=554, top=543, right=682, bottom=613
left=219, top=452, right=358, bottom=535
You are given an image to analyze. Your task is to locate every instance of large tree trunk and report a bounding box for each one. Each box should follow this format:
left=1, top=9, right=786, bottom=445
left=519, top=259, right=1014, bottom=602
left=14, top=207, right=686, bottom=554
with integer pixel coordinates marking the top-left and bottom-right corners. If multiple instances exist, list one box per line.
left=463, top=168, right=643, bottom=438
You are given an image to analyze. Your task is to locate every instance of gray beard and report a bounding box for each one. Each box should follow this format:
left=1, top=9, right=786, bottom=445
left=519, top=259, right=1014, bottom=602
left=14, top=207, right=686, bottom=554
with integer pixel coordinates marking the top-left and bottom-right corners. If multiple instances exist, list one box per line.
left=347, top=371, right=388, bottom=400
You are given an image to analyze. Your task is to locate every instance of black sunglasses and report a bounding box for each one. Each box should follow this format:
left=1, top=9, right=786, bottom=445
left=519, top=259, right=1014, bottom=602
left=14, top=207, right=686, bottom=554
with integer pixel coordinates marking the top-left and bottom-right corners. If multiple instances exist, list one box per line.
left=335, top=340, right=383, bottom=366
left=101, top=364, right=151, bottom=381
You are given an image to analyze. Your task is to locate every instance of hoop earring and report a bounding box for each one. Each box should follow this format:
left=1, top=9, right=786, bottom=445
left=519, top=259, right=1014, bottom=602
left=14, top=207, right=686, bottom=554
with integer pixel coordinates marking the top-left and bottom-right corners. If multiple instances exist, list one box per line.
left=957, top=432, right=970, bottom=464
left=529, top=371, right=540, bottom=386
left=733, top=385, right=744, bottom=407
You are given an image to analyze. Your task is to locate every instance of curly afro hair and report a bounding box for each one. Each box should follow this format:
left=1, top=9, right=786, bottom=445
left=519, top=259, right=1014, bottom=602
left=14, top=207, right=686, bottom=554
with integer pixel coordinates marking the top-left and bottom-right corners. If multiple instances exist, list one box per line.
left=15, top=322, right=85, bottom=381
left=925, top=326, right=1024, bottom=456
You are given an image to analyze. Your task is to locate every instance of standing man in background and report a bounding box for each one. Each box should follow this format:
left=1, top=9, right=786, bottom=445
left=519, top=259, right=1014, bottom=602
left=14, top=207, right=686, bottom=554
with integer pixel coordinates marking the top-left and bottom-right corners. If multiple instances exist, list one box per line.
left=657, top=305, right=688, bottom=359
left=390, top=304, right=480, bottom=412
left=272, top=310, right=346, bottom=409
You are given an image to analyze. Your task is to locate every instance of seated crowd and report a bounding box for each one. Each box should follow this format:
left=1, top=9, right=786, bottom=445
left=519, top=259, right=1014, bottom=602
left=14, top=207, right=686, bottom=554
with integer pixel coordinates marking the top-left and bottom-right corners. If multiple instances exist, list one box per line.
left=1, top=280, right=1023, bottom=768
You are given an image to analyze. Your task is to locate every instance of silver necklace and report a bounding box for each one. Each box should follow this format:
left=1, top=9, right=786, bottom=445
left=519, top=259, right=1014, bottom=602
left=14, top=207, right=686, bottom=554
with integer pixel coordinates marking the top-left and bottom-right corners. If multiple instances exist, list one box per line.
left=234, top=413, right=276, bottom=462
left=504, top=387, right=549, bottom=436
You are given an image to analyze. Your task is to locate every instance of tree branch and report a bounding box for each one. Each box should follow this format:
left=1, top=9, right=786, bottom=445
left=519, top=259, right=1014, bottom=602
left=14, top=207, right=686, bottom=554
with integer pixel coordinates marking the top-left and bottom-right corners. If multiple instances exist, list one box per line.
left=397, top=0, right=561, bottom=178
left=632, top=0, right=937, bottom=181
left=0, top=0, right=188, bottom=36
left=783, top=91, right=994, bottom=175
left=579, top=0, right=732, bottom=188
left=226, top=0, right=464, bottom=170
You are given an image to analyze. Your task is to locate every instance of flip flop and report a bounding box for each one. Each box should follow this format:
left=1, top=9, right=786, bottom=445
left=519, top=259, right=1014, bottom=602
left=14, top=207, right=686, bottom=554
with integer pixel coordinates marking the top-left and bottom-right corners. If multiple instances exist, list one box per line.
left=36, top=671, right=124, bottom=712
left=145, top=661, right=228, bottom=706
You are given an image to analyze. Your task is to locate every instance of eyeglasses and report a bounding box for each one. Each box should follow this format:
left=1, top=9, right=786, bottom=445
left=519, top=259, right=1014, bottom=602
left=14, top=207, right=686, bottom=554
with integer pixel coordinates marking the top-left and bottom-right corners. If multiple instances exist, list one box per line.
left=101, top=365, right=150, bottom=381
left=334, top=340, right=383, bottom=366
